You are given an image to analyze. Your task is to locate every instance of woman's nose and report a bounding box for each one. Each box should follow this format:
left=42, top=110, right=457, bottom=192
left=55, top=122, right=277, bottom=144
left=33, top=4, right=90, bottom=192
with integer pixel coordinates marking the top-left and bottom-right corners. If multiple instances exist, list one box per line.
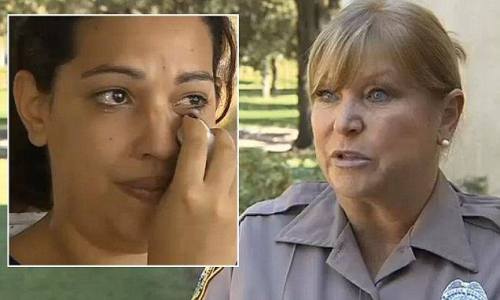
left=135, top=102, right=180, bottom=161
left=332, top=97, right=364, bottom=136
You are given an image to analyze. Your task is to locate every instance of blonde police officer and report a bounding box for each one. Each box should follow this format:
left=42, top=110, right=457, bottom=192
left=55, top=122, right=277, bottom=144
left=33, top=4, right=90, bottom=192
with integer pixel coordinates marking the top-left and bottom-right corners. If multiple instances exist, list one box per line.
left=194, top=0, right=500, bottom=299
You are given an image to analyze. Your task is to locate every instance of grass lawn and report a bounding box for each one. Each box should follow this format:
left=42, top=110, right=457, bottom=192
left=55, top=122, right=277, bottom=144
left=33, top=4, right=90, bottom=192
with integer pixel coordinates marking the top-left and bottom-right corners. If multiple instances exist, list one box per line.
left=239, top=93, right=299, bottom=128
left=239, top=60, right=299, bottom=129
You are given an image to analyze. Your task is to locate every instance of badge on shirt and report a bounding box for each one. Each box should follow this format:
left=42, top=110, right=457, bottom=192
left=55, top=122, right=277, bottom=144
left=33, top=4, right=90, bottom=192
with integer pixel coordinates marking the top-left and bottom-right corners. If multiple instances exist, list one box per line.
left=441, top=279, right=488, bottom=300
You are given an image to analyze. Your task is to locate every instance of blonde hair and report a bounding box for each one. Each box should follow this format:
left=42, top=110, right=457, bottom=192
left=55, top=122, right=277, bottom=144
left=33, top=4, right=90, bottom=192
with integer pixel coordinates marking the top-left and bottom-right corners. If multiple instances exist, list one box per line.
left=307, top=0, right=465, bottom=99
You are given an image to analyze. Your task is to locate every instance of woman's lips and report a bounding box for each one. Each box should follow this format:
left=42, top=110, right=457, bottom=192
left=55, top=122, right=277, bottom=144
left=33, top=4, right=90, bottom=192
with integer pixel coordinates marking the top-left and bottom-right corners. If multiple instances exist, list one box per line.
left=116, top=176, right=170, bottom=204
left=331, top=150, right=371, bottom=168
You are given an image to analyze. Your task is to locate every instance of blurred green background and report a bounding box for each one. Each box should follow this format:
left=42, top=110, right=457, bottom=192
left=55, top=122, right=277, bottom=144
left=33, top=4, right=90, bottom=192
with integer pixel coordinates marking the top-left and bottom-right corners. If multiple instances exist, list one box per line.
left=239, top=60, right=324, bottom=213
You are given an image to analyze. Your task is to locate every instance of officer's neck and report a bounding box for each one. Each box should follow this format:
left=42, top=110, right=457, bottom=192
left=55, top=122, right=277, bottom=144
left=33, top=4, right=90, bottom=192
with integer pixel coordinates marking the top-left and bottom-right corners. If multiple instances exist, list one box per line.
left=336, top=168, right=439, bottom=279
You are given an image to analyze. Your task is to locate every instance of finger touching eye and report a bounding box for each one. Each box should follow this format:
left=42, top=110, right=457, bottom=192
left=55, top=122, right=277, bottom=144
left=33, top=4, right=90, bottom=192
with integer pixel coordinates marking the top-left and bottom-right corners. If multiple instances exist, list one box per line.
left=173, top=94, right=209, bottom=115
left=93, top=88, right=132, bottom=106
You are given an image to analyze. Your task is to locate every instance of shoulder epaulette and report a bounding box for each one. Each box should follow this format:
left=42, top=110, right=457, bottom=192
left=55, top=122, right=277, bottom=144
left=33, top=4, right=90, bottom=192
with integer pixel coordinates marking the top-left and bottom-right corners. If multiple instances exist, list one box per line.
left=458, top=191, right=500, bottom=233
left=240, top=182, right=330, bottom=220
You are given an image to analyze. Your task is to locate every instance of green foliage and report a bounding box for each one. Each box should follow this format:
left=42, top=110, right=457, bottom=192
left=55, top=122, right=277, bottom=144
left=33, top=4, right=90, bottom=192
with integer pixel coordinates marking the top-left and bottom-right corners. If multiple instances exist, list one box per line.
left=239, top=148, right=292, bottom=213
left=284, top=150, right=324, bottom=182
left=239, top=0, right=297, bottom=70
left=239, top=91, right=299, bottom=128
left=459, top=176, right=489, bottom=195
left=239, top=147, right=324, bottom=213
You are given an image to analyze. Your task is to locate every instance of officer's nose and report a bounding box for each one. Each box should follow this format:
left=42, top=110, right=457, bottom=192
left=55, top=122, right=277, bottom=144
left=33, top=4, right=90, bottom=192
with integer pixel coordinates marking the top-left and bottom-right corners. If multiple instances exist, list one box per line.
left=332, top=94, right=364, bottom=137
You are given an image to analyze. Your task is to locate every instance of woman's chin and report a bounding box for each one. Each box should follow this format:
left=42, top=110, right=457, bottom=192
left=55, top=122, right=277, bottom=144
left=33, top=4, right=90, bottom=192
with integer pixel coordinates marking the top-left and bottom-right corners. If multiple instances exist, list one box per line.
left=334, top=184, right=372, bottom=199
left=329, top=172, right=381, bottom=199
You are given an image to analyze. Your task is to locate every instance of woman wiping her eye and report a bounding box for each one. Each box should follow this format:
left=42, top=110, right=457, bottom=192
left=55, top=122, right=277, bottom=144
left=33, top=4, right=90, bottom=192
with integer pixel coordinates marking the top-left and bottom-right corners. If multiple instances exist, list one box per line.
left=9, top=15, right=237, bottom=266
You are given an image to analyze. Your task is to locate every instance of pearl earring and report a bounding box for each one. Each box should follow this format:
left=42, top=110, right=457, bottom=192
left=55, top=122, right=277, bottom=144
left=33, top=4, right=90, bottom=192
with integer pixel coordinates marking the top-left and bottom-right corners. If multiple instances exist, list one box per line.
left=440, top=138, right=450, bottom=146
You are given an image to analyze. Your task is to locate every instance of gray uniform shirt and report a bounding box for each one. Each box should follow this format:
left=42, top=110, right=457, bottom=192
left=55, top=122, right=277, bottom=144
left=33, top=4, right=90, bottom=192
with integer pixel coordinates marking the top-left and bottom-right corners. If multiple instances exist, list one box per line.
left=197, top=172, right=500, bottom=300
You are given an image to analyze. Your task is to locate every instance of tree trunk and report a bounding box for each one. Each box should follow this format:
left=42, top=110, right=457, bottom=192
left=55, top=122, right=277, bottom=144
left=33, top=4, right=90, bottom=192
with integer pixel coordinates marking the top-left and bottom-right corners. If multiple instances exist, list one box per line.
left=261, top=55, right=272, bottom=98
left=271, top=56, right=278, bottom=95
left=293, top=0, right=320, bottom=149
left=294, top=0, right=339, bottom=149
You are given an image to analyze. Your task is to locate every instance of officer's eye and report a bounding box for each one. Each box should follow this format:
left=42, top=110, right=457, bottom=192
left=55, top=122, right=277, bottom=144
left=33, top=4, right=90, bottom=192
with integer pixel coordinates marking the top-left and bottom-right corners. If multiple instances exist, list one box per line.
left=315, top=89, right=340, bottom=103
left=366, top=88, right=390, bottom=103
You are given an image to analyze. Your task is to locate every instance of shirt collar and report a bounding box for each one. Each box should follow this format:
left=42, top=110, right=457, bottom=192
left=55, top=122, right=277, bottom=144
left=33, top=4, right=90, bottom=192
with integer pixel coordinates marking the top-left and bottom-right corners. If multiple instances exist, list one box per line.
left=275, top=184, right=344, bottom=248
left=275, top=171, right=478, bottom=272
left=409, top=171, right=478, bottom=272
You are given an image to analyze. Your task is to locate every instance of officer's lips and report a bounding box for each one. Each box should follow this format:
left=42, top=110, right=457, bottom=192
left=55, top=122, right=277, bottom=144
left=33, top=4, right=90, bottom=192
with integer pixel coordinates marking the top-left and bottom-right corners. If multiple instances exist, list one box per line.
left=331, top=150, right=371, bottom=168
left=116, top=175, right=172, bottom=204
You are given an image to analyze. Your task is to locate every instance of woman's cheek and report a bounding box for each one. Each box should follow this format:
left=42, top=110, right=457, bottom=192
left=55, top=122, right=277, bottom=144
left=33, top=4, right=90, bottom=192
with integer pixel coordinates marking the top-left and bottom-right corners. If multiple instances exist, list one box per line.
left=311, top=108, right=332, bottom=175
left=199, top=110, right=216, bottom=127
left=202, top=102, right=217, bottom=126
left=372, top=112, right=427, bottom=165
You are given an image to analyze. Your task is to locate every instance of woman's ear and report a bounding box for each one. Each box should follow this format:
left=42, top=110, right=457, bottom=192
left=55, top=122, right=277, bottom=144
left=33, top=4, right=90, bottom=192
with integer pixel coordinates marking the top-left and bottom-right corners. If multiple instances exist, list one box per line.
left=439, top=88, right=464, bottom=139
left=13, top=70, right=51, bottom=147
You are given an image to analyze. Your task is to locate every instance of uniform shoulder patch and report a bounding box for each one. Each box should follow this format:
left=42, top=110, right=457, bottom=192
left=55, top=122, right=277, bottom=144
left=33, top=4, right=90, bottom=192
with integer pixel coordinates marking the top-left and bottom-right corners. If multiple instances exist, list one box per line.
left=458, top=191, right=500, bottom=233
left=191, top=267, right=224, bottom=300
left=240, top=182, right=330, bottom=220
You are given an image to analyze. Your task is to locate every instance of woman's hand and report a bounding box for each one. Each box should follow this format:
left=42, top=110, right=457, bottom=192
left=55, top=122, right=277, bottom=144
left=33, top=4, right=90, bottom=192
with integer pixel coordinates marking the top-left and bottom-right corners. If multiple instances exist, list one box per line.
left=147, top=116, right=237, bottom=264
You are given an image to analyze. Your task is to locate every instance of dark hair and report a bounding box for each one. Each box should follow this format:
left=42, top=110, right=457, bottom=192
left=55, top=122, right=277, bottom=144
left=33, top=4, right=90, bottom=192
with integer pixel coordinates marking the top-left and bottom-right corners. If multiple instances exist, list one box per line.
left=202, top=16, right=237, bottom=123
left=9, top=16, right=237, bottom=212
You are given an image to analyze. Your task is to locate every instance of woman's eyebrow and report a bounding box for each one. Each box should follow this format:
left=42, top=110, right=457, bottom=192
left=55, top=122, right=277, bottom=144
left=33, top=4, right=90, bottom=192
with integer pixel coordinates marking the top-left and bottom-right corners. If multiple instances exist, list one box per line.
left=175, top=71, right=214, bottom=84
left=81, top=64, right=146, bottom=79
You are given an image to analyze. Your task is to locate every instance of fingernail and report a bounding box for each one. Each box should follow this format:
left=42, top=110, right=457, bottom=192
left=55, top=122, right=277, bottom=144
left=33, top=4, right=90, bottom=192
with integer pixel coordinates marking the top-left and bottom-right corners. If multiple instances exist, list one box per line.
left=176, top=117, right=214, bottom=147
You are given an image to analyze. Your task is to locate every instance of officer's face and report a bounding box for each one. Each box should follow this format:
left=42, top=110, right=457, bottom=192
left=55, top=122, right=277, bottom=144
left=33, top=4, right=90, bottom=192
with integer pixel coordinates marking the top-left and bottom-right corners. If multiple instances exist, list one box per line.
left=311, top=56, right=443, bottom=199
